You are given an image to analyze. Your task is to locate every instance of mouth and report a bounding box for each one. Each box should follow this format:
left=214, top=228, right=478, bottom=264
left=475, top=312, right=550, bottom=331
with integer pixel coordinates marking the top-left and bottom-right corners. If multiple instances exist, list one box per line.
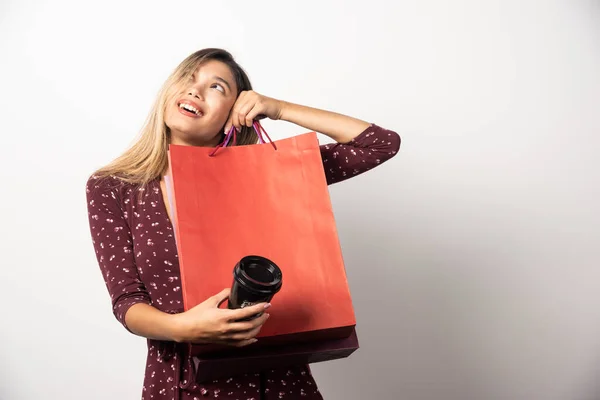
left=177, top=100, right=204, bottom=117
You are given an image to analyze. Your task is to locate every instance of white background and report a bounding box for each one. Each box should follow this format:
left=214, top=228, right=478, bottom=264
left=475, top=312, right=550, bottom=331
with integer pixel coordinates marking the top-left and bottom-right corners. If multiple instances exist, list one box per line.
left=1, top=1, right=599, bottom=399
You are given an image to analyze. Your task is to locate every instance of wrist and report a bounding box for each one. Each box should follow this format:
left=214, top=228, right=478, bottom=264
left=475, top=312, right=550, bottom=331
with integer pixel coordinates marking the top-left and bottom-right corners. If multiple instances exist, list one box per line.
left=168, top=313, right=188, bottom=343
left=276, top=100, right=292, bottom=121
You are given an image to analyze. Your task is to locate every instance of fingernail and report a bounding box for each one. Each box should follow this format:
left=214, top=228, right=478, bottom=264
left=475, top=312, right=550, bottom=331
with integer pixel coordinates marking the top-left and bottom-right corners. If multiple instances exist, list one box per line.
left=265, top=313, right=270, bottom=319
left=264, top=303, right=272, bottom=309
left=251, top=339, right=258, bottom=343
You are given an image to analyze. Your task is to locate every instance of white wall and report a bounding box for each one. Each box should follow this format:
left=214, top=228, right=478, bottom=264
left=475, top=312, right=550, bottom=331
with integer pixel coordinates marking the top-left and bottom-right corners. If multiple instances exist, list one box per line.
left=1, top=0, right=599, bottom=399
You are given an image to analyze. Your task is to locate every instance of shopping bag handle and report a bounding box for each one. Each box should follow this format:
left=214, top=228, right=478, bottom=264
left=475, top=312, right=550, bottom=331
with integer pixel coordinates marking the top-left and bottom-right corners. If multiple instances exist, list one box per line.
left=253, top=120, right=277, bottom=148
left=209, top=120, right=277, bottom=157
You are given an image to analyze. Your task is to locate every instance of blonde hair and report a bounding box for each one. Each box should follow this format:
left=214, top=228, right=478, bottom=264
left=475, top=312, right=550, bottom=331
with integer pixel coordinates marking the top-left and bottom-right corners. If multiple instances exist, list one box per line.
left=94, top=48, right=258, bottom=186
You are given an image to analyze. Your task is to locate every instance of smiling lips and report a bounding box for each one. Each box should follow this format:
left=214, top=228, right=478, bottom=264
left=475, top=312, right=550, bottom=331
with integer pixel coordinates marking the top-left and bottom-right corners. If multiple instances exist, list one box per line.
left=177, top=99, right=204, bottom=118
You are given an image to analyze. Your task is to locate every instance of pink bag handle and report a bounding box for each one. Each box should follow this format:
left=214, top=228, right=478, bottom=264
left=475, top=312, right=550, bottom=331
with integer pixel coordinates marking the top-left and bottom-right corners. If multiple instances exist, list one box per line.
left=253, top=121, right=277, bottom=149
left=209, top=120, right=277, bottom=157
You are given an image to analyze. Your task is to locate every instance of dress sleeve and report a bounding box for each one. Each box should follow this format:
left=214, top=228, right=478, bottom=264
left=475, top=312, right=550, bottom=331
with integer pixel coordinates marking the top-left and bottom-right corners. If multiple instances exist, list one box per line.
left=86, top=175, right=151, bottom=332
left=320, top=123, right=401, bottom=185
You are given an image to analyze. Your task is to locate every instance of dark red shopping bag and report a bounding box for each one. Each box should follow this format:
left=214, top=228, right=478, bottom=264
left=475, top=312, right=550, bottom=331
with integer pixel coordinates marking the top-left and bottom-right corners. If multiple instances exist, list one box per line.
left=167, top=122, right=358, bottom=367
left=193, top=329, right=359, bottom=383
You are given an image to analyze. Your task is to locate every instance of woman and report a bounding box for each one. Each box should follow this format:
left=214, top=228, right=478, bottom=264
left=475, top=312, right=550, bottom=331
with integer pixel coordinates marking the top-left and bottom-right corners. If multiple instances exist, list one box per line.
left=86, top=48, right=400, bottom=400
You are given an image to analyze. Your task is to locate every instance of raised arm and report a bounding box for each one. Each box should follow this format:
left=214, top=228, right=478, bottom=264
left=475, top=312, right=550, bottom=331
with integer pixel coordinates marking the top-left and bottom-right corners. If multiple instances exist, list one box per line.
left=223, top=91, right=401, bottom=185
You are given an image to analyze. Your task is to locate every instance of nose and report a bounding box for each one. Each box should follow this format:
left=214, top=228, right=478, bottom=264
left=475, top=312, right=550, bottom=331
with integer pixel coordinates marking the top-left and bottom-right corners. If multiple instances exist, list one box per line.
left=187, top=87, right=201, bottom=99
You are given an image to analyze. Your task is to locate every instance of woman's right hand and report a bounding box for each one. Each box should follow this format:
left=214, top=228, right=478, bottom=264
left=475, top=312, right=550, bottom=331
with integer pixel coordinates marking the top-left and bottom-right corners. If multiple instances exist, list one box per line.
left=172, top=288, right=271, bottom=347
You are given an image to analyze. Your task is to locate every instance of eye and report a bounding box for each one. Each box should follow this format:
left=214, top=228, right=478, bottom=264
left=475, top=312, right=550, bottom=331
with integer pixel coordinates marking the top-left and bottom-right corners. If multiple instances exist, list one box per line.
left=211, top=83, right=225, bottom=93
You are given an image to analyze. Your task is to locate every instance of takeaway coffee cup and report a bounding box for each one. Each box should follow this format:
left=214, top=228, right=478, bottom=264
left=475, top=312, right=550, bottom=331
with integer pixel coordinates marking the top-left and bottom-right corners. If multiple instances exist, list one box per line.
left=228, top=255, right=282, bottom=320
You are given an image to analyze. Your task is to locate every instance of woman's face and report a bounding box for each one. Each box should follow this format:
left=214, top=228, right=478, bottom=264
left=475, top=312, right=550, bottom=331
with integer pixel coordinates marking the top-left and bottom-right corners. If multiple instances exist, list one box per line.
left=164, top=60, right=238, bottom=147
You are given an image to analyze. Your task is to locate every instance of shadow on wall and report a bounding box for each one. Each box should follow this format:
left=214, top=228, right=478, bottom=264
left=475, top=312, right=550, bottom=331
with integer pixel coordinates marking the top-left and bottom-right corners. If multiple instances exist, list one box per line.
left=313, top=205, right=502, bottom=399
left=574, top=358, right=600, bottom=400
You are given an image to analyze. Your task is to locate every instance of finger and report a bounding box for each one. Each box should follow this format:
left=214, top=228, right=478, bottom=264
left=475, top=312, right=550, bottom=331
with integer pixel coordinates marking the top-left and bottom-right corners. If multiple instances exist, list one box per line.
left=235, top=102, right=253, bottom=130
left=223, top=116, right=233, bottom=134
left=232, top=106, right=243, bottom=132
left=225, top=93, right=243, bottom=133
left=232, top=92, right=249, bottom=131
left=225, top=326, right=262, bottom=341
left=227, top=302, right=271, bottom=321
left=226, top=312, right=270, bottom=333
left=219, top=325, right=261, bottom=341
left=209, top=288, right=230, bottom=307
left=245, top=103, right=264, bottom=127
left=224, top=320, right=266, bottom=340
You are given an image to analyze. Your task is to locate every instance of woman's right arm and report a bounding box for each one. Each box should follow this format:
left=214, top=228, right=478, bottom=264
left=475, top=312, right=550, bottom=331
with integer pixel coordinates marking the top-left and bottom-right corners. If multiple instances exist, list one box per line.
left=123, top=303, right=181, bottom=341
left=125, top=289, right=271, bottom=345
left=86, top=176, right=269, bottom=346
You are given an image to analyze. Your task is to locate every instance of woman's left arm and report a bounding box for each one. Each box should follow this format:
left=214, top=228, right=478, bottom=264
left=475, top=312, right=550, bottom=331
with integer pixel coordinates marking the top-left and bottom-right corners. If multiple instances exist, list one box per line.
left=225, top=91, right=401, bottom=184
left=276, top=101, right=372, bottom=144
left=225, top=91, right=371, bottom=143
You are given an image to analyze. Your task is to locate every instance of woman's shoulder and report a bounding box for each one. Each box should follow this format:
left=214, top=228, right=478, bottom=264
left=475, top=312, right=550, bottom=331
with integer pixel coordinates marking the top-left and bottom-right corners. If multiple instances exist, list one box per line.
left=85, top=173, right=139, bottom=202
left=87, top=173, right=125, bottom=191
left=86, top=172, right=159, bottom=202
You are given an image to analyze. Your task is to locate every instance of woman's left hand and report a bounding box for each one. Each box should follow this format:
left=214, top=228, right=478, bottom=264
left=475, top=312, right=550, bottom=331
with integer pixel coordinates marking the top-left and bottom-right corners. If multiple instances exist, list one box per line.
left=224, top=91, right=284, bottom=133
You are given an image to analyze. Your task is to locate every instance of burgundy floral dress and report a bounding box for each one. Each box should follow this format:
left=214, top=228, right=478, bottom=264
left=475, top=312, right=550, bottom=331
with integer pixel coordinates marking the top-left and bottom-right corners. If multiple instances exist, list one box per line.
left=86, top=124, right=400, bottom=399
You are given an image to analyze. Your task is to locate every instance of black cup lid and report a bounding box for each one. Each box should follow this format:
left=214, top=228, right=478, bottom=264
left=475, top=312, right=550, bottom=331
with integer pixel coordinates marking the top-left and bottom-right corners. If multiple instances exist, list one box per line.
left=234, top=255, right=282, bottom=294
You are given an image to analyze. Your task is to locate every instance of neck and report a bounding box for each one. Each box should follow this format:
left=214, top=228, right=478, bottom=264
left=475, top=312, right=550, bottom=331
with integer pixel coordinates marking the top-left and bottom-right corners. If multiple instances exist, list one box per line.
left=169, top=131, right=223, bottom=148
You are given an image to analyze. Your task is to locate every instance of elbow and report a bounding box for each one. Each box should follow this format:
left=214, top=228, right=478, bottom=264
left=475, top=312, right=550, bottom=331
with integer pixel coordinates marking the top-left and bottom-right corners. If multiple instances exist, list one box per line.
left=389, top=129, right=401, bottom=156
left=113, top=293, right=151, bottom=332
left=378, top=128, right=401, bottom=162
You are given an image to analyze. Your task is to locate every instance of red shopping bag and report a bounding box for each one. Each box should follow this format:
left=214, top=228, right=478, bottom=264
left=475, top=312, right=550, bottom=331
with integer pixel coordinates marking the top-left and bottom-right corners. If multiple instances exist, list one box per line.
left=167, top=122, right=357, bottom=351
left=193, top=329, right=359, bottom=383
